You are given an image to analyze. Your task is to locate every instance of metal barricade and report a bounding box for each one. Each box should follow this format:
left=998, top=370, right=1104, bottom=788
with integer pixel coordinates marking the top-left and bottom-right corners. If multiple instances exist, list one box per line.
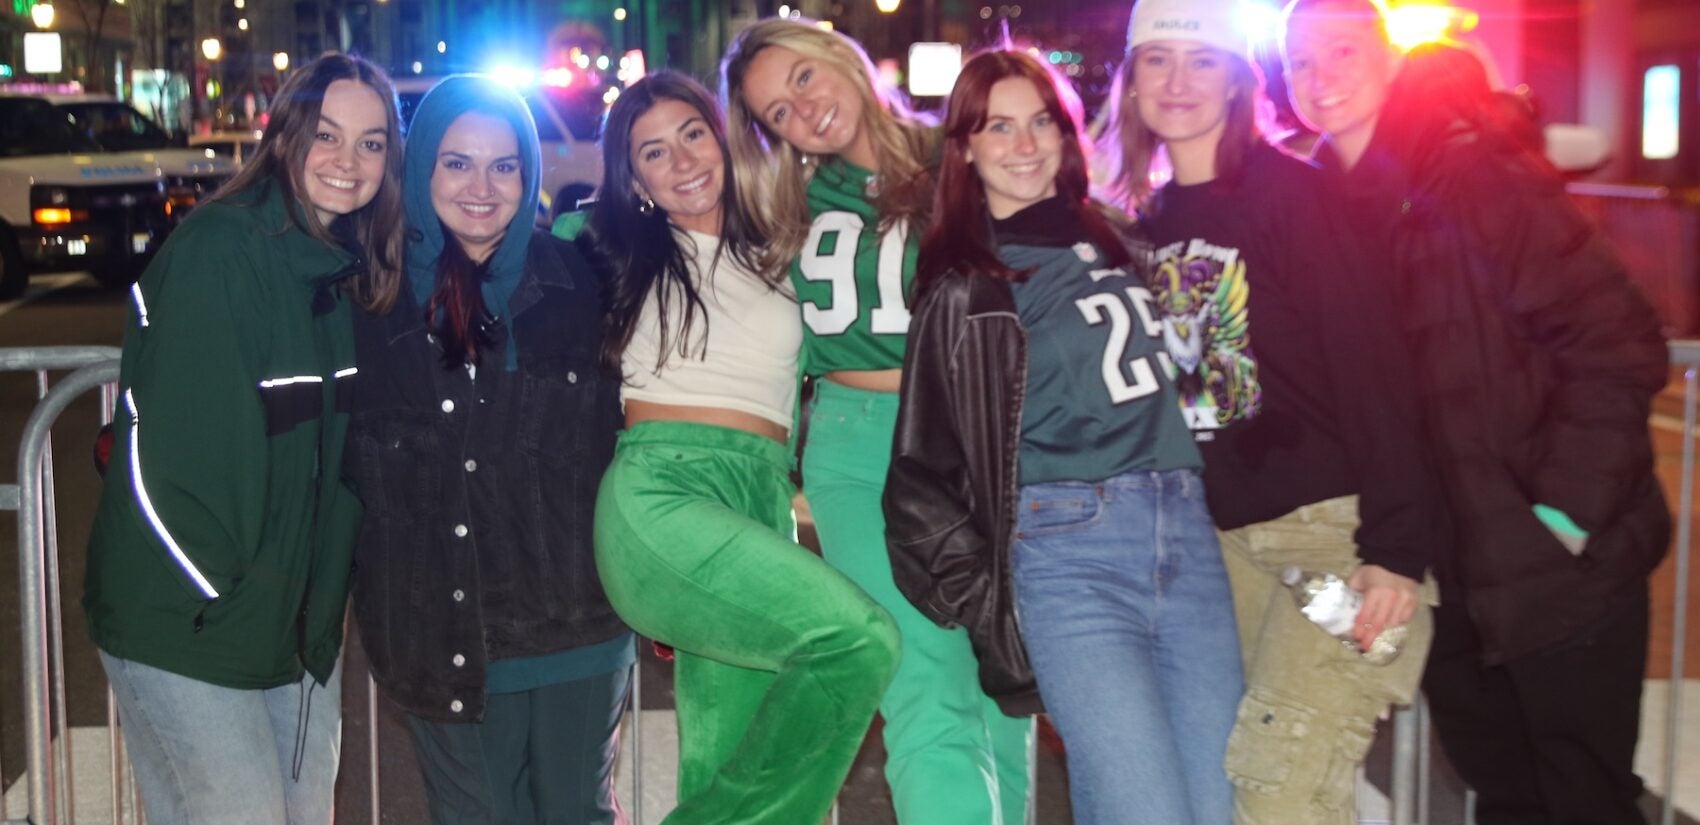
left=4, top=346, right=124, bottom=825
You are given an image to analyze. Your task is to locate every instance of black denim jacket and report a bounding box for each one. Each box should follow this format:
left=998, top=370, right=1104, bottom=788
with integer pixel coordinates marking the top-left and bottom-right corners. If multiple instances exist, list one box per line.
left=344, top=231, right=627, bottom=722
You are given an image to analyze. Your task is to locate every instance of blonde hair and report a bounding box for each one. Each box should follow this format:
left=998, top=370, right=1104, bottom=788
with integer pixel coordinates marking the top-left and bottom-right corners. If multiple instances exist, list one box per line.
left=1095, top=47, right=1267, bottom=211
left=720, top=18, right=937, bottom=279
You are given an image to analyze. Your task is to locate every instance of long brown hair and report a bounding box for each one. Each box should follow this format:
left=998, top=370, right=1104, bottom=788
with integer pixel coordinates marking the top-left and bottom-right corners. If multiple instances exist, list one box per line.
left=586, top=71, right=768, bottom=373
left=214, top=53, right=405, bottom=306
left=1095, top=46, right=1267, bottom=211
left=720, top=18, right=937, bottom=280
left=918, top=49, right=1129, bottom=295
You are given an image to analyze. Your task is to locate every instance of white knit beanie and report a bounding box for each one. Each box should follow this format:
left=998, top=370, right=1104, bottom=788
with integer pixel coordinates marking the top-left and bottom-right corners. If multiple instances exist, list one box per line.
left=1125, top=0, right=1253, bottom=56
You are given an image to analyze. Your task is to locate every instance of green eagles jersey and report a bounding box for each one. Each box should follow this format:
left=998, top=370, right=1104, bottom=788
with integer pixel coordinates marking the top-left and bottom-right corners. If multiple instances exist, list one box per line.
left=1005, top=234, right=1201, bottom=486
left=789, top=159, right=916, bottom=375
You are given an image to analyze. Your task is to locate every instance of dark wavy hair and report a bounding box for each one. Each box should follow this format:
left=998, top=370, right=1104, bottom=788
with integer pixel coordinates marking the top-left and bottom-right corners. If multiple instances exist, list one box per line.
left=918, top=49, right=1128, bottom=295
left=214, top=53, right=405, bottom=306
left=586, top=70, right=766, bottom=373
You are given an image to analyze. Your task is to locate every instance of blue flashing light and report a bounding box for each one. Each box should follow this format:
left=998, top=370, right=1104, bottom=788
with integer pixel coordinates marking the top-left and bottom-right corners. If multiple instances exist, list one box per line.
left=487, top=64, right=537, bottom=88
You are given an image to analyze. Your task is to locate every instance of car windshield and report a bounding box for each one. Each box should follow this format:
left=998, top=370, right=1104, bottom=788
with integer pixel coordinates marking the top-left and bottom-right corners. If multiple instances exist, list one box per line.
left=0, top=99, right=104, bottom=156
left=58, top=102, right=175, bottom=151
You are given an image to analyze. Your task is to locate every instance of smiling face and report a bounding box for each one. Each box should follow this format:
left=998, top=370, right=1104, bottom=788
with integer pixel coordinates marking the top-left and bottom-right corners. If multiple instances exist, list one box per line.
left=1283, top=3, right=1401, bottom=168
left=302, top=79, right=391, bottom=226
left=1131, top=40, right=1237, bottom=164
left=966, top=77, right=1063, bottom=220
left=629, top=97, right=726, bottom=236
left=738, top=45, right=876, bottom=169
left=428, top=112, right=522, bottom=263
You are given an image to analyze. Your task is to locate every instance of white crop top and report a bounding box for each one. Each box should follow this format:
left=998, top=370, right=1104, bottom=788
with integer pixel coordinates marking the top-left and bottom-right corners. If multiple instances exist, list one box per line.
left=622, top=229, right=802, bottom=428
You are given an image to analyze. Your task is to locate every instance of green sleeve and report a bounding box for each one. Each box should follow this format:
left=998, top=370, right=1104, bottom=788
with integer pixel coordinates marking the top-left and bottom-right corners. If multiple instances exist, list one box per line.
left=116, top=216, right=273, bottom=599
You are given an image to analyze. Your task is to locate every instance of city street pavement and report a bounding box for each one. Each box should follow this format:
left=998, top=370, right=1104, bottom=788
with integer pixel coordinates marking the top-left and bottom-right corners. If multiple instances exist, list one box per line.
left=1, top=274, right=1695, bottom=824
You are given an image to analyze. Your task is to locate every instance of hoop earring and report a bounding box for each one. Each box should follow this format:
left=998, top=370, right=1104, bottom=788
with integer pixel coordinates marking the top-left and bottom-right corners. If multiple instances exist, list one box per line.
left=637, top=197, right=656, bottom=215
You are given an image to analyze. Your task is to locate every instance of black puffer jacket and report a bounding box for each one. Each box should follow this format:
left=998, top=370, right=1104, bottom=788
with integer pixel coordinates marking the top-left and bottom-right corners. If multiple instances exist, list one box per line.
left=884, top=270, right=1042, bottom=717
left=1329, top=96, right=1670, bottom=664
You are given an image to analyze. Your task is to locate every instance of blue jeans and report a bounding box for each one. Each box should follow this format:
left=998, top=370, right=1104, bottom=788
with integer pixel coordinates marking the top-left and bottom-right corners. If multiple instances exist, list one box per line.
left=99, top=650, right=342, bottom=825
left=1013, top=468, right=1242, bottom=825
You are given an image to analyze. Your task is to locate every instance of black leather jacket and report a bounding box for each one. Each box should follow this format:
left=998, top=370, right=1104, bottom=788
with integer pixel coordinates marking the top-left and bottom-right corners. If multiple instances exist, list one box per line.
left=884, top=270, right=1042, bottom=717
left=344, top=231, right=627, bottom=721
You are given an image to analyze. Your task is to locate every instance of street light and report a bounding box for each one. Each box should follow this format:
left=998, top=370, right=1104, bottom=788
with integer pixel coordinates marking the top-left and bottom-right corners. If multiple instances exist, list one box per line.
left=30, top=1, right=54, bottom=29
left=272, top=52, right=289, bottom=72
left=201, top=37, right=222, bottom=61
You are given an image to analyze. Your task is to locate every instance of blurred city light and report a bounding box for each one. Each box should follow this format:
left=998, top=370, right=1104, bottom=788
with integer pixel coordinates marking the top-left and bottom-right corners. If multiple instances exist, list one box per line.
left=908, top=42, right=962, bottom=97
left=201, top=37, right=222, bottom=61
left=614, top=7, right=627, bottom=21
left=437, top=40, right=447, bottom=54
left=272, top=51, right=289, bottom=71
left=596, top=54, right=610, bottom=70
left=237, top=18, right=248, bottom=31
left=411, top=61, right=424, bottom=74
left=876, top=0, right=900, bottom=12
left=541, top=66, right=575, bottom=87
left=1642, top=64, right=1680, bottom=160
left=603, top=87, right=621, bottom=105
left=23, top=31, right=60, bottom=72
left=1386, top=3, right=1462, bottom=50
left=876, top=57, right=901, bottom=90
left=1239, top=0, right=1282, bottom=43
left=29, top=1, right=53, bottom=29
left=778, top=5, right=790, bottom=17
left=617, top=49, right=647, bottom=86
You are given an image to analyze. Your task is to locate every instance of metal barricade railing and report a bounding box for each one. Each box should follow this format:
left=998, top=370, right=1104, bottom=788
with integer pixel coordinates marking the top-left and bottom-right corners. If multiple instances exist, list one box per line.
left=6, top=339, right=1694, bottom=824
left=4, top=346, right=124, bottom=825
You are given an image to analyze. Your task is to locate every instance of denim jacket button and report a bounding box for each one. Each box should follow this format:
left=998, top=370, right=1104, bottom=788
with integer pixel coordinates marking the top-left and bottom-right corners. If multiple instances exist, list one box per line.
left=449, top=699, right=464, bottom=713
left=454, top=524, right=468, bottom=538
left=452, top=589, right=465, bottom=602
left=441, top=399, right=455, bottom=413
left=451, top=653, right=466, bottom=667
left=464, top=459, right=477, bottom=472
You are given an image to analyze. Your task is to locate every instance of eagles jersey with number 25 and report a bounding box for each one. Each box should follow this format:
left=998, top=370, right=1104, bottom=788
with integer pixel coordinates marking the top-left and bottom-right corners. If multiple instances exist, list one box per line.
left=789, top=158, right=916, bottom=375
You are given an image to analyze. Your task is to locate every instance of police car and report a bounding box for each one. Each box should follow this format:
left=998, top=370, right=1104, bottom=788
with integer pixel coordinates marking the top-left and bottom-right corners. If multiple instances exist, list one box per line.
left=48, top=95, right=236, bottom=218
left=0, top=94, right=184, bottom=298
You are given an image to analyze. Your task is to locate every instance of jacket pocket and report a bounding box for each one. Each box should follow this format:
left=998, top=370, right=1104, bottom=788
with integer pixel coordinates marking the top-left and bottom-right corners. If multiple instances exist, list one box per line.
left=518, top=353, right=607, bottom=465
left=347, top=410, right=445, bottom=524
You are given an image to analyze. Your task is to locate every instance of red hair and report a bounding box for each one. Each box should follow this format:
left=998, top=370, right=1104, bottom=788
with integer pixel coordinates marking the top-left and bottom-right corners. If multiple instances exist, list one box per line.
left=917, top=49, right=1129, bottom=295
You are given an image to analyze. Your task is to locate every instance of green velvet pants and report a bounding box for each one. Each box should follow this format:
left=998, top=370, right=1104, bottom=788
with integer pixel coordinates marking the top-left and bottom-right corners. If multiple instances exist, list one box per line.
left=593, top=420, right=900, bottom=825
left=805, top=381, right=1036, bottom=825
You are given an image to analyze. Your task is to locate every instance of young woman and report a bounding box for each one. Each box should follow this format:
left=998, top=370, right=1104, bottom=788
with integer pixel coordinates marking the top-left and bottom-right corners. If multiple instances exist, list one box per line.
left=1284, top=4, right=1669, bottom=822
left=721, top=20, right=1034, bottom=824
left=1097, top=1, right=1447, bottom=822
left=342, top=75, right=632, bottom=825
left=885, top=48, right=1242, bottom=825
left=584, top=70, right=898, bottom=825
left=83, top=54, right=403, bottom=825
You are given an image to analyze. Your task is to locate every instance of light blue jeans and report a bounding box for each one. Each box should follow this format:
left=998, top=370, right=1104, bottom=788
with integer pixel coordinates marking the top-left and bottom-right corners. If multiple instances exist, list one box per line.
left=99, top=650, right=342, bottom=825
left=1012, top=468, right=1242, bottom=825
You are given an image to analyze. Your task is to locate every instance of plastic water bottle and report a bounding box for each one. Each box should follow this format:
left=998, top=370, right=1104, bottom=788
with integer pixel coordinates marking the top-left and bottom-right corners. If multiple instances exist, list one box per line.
left=1280, top=565, right=1406, bottom=666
